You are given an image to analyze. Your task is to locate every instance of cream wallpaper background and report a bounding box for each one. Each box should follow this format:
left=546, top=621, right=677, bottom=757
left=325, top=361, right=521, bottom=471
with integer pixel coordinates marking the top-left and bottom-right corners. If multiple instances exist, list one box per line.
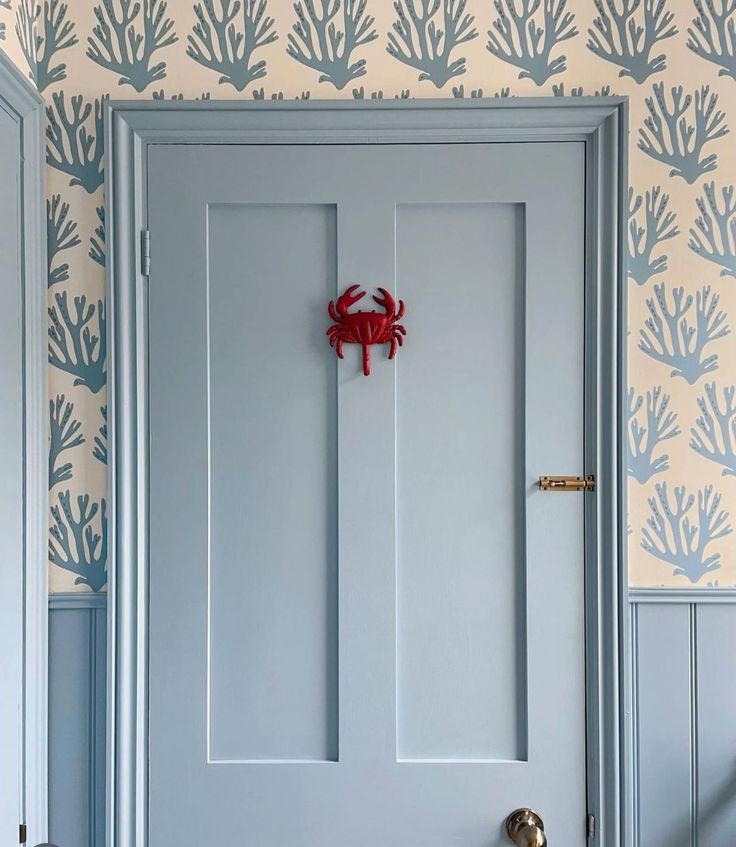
left=1, top=0, right=735, bottom=591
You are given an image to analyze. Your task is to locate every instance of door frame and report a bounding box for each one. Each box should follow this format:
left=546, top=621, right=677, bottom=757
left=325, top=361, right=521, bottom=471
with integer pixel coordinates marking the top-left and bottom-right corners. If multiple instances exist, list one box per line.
left=0, top=50, right=48, bottom=846
left=105, top=98, right=628, bottom=847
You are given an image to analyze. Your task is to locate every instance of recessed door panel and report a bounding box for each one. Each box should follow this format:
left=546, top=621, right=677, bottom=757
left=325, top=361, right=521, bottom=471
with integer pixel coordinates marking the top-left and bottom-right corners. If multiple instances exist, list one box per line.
left=396, top=203, right=527, bottom=762
left=207, top=204, right=338, bottom=763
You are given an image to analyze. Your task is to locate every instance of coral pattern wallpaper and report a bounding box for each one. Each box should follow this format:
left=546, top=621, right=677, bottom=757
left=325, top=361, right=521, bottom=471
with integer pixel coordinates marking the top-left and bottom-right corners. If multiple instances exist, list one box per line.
left=1, top=0, right=735, bottom=591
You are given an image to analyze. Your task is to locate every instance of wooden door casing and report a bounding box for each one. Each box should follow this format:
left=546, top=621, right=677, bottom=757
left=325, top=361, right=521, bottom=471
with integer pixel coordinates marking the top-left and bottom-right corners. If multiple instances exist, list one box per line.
left=105, top=99, right=627, bottom=847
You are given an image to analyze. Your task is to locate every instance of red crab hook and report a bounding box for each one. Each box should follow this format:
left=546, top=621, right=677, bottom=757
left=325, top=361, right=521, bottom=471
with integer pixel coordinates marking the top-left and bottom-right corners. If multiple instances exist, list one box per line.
left=326, top=285, right=406, bottom=375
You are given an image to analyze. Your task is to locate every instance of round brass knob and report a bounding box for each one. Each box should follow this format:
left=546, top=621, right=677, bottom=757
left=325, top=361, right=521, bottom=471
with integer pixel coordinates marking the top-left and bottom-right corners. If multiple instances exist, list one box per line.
left=505, top=808, right=547, bottom=847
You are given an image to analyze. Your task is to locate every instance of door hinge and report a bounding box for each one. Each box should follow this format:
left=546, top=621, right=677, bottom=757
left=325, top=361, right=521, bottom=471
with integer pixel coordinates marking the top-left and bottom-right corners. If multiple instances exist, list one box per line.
left=538, top=475, right=595, bottom=492
left=141, top=229, right=151, bottom=276
left=19, top=823, right=26, bottom=844
left=586, top=813, right=596, bottom=840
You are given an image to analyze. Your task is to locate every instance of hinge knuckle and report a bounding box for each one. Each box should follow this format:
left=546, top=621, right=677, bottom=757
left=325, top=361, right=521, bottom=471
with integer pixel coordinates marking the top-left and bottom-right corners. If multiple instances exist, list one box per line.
left=141, top=229, right=151, bottom=276
left=586, top=813, right=596, bottom=839
left=19, top=823, right=26, bottom=844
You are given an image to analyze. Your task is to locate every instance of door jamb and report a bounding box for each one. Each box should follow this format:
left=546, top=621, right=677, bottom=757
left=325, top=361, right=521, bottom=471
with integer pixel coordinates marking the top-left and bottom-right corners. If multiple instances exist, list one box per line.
left=0, top=49, right=48, bottom=846
left=105, top=98, right=628, bottom=847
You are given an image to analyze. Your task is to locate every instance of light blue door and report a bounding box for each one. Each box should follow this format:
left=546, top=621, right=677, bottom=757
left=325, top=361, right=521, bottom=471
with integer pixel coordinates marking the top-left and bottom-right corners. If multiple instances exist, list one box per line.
left=147, top=140, right=586, bottom=846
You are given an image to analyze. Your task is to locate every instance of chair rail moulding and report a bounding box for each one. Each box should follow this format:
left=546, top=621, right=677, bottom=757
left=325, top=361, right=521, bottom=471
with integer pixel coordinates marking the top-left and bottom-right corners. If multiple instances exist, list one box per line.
left=629, top=588, right=736, bottom=604
left=104, top=98, right=628, bottom=847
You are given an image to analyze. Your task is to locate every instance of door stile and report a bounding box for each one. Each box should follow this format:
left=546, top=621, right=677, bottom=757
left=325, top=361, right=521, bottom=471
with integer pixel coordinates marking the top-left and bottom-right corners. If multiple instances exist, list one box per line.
left=523, top=153, right=587, bottom=823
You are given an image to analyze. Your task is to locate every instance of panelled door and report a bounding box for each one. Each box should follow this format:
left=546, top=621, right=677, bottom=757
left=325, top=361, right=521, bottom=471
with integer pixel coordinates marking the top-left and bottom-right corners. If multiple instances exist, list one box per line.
left=146, top=139, right=587, bottom=847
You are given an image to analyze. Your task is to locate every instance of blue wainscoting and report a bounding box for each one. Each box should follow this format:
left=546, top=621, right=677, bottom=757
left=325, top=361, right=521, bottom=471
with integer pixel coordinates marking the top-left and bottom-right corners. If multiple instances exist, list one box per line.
left=630, top=589, right=736, bottom=847
left=47, top=590, right=736, bottom=846
left=48, top=592, right=106, bottom=847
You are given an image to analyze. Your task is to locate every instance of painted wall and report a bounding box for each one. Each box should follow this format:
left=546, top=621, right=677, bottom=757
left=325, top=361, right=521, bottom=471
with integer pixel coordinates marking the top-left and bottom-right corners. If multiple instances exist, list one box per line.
left=47, top=595, right=106, bottom=847
left=0, top=0, right=735, bottom=590
left=629, top=592, right=736, bottom=844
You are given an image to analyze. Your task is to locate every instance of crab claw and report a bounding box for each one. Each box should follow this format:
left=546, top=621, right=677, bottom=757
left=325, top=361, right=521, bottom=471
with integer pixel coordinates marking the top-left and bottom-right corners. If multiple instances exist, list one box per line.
left=335, top=284, right=365, bottom=315
left=373, top=287, right=396, bottom=315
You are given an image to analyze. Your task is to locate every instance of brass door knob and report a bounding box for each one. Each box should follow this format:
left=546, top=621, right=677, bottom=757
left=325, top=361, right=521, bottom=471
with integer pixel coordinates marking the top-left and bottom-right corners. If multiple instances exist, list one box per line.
left=505, top=809, right=547, bottom=847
